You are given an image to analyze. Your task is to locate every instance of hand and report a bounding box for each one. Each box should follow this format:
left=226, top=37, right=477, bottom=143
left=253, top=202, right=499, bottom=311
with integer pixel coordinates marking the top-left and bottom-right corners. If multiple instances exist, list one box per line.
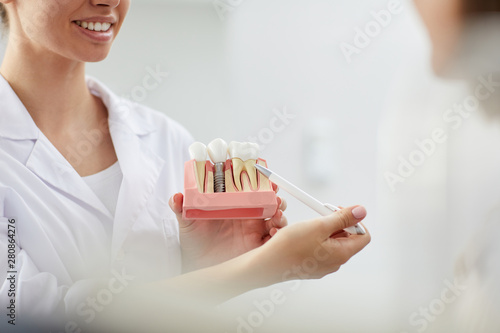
left=251, top=206, right=371, bottom=285
left=169, top=192, right=288, bottom=272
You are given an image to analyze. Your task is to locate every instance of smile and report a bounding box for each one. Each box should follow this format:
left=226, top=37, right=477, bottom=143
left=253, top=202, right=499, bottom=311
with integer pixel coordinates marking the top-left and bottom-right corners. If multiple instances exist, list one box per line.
left=74, top=21, right=112, bottom=32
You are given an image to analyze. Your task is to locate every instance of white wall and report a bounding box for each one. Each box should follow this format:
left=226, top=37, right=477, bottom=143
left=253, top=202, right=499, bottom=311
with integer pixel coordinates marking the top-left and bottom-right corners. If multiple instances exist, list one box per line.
left=0, top=1, right=433, bottom=332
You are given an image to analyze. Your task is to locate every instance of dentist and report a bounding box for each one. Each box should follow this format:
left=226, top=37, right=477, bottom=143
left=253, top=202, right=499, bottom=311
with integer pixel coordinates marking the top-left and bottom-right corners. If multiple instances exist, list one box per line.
left=0, top=0, right=370, bottom=331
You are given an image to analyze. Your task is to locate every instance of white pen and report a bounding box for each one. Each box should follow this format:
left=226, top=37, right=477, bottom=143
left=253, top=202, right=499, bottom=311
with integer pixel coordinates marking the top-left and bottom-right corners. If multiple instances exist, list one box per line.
left=255, top=164, right=366, bottom=235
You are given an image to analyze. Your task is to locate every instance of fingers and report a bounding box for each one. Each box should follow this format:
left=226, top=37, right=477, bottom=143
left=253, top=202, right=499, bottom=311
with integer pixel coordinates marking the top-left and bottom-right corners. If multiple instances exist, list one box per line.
left=330, top=230, right=350, bottom=239
left=321, top=207, right=371, bottom=262
left=319, top=206, right=367, bottom=236
left=274, top=197, right=287, bottom=215
left=279, top=197, right=287, bottom=212
left=266, top=209, right=288, bottom=233
left=168, top=193, right=184, bottom=220
left=328, top=230, right=371, bottom=262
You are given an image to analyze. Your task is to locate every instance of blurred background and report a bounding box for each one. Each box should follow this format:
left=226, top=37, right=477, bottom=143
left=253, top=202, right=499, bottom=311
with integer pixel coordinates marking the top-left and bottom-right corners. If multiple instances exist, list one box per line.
left=0, top=0, right=482, bottom=332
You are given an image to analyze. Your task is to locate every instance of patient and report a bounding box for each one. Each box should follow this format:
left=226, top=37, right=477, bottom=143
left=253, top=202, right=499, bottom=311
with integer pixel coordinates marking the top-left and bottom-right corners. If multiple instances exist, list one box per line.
left=412, top=0, right=499, bottom=331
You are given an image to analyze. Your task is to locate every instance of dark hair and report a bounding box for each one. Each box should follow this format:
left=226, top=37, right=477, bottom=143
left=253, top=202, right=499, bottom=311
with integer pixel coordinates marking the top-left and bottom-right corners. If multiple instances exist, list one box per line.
left=0, top=4, right=8, bottom=29
left=464, top=0, right=500, bottom=14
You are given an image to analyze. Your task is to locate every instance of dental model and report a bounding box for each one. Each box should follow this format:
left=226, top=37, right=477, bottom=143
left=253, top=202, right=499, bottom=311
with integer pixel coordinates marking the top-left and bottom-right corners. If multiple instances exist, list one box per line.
left=182, top=138, right=278, bottom=220
left=228, top=141, right=259, bottom=191
left=207, top=138, right=228, bottom=193
left=189, top=142, right=207, bottom=193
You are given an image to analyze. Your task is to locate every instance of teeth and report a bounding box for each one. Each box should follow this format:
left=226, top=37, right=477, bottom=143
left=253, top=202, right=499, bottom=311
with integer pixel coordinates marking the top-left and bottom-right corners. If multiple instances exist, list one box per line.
left=189, top=142, right=207, bottom=193
left=207, top=139, right=228, bottom=164
left=75, top=21, right=112, bottom=32
left=102, top=23, right=111, bottom=31
left=228, top=142, right=260, bottom=191
left=207, top=139, right=228, bottom=193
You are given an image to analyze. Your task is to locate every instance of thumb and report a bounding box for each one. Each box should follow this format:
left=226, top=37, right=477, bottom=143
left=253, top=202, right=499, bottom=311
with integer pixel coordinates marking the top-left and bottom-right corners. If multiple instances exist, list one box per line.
left=168, top=193, right=184, bottom=221
left=321, top=206, right=367, bottom=235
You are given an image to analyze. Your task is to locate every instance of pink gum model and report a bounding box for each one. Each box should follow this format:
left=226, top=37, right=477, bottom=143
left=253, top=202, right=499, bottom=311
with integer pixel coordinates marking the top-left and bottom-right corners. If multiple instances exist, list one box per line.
left=182, top=158, right=278, bottom=220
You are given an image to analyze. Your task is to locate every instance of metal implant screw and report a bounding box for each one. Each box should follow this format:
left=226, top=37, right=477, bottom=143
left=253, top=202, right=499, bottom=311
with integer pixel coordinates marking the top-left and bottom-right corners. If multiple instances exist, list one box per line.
left=214, top=162, right=225, bottom=193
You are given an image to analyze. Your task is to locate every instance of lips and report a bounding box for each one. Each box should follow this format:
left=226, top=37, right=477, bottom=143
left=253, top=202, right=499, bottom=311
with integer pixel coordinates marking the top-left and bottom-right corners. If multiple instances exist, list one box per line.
left=73, top=20, right=115, bottom=43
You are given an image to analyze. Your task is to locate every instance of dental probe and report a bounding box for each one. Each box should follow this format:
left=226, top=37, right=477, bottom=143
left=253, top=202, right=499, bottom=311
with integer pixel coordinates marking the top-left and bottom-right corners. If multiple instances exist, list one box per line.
left=255, top=165, right=366, bottom=235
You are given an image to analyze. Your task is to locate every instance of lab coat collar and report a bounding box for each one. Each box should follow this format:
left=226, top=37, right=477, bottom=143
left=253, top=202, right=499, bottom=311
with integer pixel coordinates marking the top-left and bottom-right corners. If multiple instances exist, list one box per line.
left=86, top=77, right=156, bottom=137
left=25, top=135, right=115, bottom=221
left=0, top=74, right=40, bottom=140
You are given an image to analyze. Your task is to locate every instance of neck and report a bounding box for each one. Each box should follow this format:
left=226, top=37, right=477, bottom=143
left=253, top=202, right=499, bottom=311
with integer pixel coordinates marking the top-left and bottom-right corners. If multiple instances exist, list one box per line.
left=0, top=39, right=101, bottom=135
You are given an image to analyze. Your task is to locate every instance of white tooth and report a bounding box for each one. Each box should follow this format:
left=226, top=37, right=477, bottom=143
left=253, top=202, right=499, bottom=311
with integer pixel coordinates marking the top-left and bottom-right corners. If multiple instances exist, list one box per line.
left=228, top=142, right=260, bottom=191
left=94, top=22, right=102, bottom=32
left=102, top=23, right=111, bottom=31
left=207, top=139, right=228, bottom=164
left=81, top=21, right=88, bottom=29
left=228, top=142, right=259, bottom=161
left=88, top=22, right=94, bottom=31
left=189, top=142, right=207, bottom=193
left=189, top=142, right=207, bottom=162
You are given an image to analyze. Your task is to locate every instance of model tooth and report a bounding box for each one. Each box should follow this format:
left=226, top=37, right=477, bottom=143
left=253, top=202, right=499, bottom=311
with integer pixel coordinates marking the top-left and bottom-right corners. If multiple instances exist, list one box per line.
left=228, top=142, right=260, bottom=191
left=228, top=142, right=244, bottom=191
left=189, top=142, right=207, bottom=193
left=207, top=139, right=228, bottom=164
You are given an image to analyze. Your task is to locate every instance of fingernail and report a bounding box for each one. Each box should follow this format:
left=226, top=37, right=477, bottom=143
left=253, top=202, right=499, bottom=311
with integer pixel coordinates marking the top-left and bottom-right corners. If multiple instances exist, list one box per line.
left=172, top=193, right=180, bottom=204
left=352, top=206, right=367, bottom=219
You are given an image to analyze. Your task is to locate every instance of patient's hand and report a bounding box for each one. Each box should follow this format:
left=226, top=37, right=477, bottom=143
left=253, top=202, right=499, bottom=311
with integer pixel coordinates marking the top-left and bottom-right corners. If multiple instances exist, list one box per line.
left=254, top=206, right=370, bottom=283
left=169, top=192, right=287, bottom=273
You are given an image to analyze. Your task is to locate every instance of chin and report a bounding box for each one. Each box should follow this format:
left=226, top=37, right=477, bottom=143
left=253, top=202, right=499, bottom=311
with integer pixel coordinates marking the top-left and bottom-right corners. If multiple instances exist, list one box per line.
left=78, top=51, right=111, bottom=63
left=85, top=56, right=109, bottom=63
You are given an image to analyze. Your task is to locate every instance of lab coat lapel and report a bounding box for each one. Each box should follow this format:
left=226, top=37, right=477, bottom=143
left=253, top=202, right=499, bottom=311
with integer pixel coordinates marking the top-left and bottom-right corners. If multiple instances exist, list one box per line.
left=110, top=121, right=165, bottom=260
left=25, top=134, right=114, bottom=220
left=0, top=75, right=113, bottom=220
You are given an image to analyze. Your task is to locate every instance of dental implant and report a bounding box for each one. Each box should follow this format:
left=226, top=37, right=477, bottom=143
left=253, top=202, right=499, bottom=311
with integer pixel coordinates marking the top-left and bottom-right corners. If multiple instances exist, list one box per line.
left=207, top=138, right=228, bottom=193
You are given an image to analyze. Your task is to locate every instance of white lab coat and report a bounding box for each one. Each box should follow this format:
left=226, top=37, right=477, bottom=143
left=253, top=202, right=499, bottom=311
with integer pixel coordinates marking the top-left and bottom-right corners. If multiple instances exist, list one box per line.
left=0, top=75, right=194, bottom=326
